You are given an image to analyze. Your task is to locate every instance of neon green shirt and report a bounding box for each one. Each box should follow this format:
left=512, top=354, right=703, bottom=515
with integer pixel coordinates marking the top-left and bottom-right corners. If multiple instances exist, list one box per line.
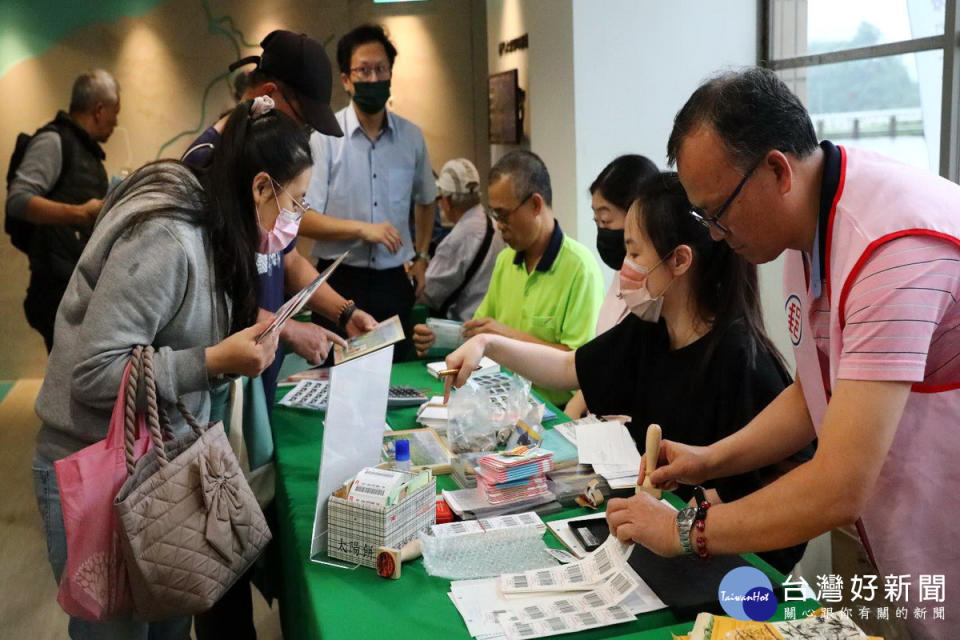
left=474, top=222, right=604, bottom=406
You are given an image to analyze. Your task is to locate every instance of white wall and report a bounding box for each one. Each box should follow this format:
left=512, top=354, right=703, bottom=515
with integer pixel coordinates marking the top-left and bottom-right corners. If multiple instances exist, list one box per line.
left=486, top=0, right=577, bottom=224
left=485, top=0, right=793, bottom=367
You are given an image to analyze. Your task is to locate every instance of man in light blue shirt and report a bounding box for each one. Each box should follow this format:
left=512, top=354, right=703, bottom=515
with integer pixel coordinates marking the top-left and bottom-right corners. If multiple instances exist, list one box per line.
left=307, top=24, right=437, bottom=358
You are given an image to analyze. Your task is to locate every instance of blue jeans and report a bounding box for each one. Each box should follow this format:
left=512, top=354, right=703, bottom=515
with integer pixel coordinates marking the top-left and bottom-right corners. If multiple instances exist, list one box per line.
left=32, top=455, right=192, bottom=640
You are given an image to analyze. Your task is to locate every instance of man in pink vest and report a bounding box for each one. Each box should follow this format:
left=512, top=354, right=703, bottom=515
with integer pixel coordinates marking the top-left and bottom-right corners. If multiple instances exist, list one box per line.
left=605, top=68, right=959, bottom=639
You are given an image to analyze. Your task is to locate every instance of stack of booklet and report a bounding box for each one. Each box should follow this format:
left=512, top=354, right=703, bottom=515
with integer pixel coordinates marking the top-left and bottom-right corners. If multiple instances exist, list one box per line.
left=477, top=449, right=554, bottom=505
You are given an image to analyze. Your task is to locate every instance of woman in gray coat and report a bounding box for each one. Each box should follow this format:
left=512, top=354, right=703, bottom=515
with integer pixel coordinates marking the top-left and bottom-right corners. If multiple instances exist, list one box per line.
left=32, top=96, right=311, bottom=639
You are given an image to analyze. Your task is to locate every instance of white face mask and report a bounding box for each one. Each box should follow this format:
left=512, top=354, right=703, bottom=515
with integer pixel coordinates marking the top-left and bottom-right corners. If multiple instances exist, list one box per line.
left=618, top=253, right=673, bottom=322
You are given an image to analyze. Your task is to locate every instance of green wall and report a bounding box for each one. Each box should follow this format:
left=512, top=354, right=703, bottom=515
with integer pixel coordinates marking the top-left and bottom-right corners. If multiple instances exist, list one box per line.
left=0, top=0, right=165, bottom=78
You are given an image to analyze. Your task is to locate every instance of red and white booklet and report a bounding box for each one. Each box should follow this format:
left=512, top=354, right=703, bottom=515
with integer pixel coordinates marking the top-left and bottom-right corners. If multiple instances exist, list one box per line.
left=478, top=448, right=555, bottom=482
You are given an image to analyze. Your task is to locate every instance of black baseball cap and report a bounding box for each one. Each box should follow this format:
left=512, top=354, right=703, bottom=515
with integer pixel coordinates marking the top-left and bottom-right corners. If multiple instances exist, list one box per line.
left=230, top=30, right=343, bottom=137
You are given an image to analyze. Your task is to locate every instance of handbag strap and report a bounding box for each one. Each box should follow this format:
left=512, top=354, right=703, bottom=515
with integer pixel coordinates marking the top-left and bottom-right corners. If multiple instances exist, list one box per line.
left=140, top=346, right=168, bottom=465
left=122, top=345, right=207, bottom=475
left=124, top=345, right=166, bottom=473
left=123, top=346, right=143, bottom=474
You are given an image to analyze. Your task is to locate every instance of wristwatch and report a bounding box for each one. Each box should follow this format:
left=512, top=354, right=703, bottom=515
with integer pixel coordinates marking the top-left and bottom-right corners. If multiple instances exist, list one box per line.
left=676, top=506, right=697, bottom=556
left=414, top=251, right=431, bottom=262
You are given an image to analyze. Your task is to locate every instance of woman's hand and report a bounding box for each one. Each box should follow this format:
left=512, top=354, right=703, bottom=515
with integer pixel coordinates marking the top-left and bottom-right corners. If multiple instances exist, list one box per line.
left=639, top=439, right=715, bottom=491
left=606, top=493, right=683, bottom=557
left=443, top=335, right=488, bottom=402
left=206, top=319, right=280, bottom=378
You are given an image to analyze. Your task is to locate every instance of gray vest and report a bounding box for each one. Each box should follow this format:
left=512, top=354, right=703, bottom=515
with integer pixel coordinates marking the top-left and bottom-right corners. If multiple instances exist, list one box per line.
left=29, top=112, right=108, bottom=282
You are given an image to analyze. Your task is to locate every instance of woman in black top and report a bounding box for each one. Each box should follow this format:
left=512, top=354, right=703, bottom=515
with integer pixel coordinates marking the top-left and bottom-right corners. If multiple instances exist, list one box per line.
left=446, top=172, right=804, bottom=573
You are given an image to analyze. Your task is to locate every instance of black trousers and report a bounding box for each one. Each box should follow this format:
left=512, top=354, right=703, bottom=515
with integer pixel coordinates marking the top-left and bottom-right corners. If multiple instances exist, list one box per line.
left=193, top=569, right=256, bottom=640
left=313, top=259, right=416, bottom=362
left=24, top=274, right=68, bottom=353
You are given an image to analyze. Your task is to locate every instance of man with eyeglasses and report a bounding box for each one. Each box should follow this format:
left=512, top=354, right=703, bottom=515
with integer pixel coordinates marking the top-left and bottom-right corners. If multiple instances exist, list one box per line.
left=306, top=24, right=438, bottom=359
left=413, top=150, right=604, bottom=406
left=605, top=67, right=960, bottom=640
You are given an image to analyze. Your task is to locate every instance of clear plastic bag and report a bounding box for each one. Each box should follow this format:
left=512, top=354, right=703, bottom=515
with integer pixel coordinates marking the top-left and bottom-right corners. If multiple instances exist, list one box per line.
left=447, top=381, right=500, bottom=453
left=447, top=375, right=546, bottom=453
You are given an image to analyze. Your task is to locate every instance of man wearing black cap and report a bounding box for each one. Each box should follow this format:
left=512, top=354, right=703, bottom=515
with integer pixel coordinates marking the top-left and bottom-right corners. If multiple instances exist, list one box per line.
left=182, top=30, right=378, bottom=398
left=183, top=30, right=407, bottom=260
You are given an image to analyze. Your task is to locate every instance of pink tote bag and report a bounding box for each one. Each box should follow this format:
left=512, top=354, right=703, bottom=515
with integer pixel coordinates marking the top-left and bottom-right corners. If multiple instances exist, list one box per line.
left=54, top=347, right=151, bottom=620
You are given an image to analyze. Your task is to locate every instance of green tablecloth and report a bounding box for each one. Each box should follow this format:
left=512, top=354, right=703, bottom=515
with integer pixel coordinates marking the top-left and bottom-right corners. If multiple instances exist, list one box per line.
left=271, top=360, right=817, bottom=640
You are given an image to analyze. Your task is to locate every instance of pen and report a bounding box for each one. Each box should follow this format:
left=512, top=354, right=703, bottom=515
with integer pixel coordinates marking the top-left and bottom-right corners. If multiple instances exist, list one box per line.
left=440, top=365, right=481, bottom=404
left=437, top=365, right=481, bottom=377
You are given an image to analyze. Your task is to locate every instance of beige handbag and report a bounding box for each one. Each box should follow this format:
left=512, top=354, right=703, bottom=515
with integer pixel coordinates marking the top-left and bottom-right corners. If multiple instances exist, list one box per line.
left=113, top=347, right=272, bottom=620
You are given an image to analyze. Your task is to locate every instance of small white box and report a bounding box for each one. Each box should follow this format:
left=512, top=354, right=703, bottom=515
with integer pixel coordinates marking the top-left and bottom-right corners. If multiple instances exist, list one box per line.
left=326, top=473, right=437, bottom=568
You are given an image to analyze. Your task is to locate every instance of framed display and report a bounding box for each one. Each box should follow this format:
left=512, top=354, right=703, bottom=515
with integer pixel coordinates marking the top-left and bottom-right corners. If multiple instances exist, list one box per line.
left=488, top=69, right=523, bottom=144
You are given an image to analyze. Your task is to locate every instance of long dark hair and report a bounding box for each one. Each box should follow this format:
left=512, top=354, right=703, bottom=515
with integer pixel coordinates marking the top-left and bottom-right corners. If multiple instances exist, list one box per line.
left=112, top=102, right=311, bottom=337
left=589, top=154, right=658, bottom=211
left=203, top=100, right=313, bottom=333
left=632, top=171, right=787, bottom=375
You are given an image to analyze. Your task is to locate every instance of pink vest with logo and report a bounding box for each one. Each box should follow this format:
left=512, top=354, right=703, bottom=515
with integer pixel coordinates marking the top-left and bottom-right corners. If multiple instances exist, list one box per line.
left=783, top=147, right=960, bottom=638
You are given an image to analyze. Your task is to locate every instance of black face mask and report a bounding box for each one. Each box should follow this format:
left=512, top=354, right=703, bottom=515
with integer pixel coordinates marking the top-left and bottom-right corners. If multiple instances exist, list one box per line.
left=596, top=227, right=626, bottom=270
left=352, top=80, right=391, bottom=114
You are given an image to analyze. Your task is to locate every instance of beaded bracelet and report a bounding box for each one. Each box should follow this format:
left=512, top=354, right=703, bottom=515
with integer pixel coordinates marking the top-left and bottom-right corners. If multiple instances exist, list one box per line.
left=337, top=299, right=357, bottom=330
left=692, top=485, right=711, bottom=561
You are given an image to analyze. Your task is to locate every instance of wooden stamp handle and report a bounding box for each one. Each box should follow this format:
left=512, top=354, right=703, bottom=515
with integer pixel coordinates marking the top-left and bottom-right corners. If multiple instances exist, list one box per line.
left=642, top=423, right=661, bottom=488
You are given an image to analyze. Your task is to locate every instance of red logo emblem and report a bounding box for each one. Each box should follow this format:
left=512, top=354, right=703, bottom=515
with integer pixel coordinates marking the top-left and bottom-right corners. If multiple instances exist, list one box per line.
left=785, top=295, right=802, bottom=346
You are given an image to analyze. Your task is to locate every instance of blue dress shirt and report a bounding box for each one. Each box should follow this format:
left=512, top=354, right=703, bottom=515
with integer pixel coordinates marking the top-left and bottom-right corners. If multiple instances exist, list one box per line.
left=307, top=105, right=437, bottom=270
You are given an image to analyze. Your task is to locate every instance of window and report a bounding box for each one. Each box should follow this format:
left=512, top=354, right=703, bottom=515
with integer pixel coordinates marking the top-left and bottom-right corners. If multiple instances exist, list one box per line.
left=764, top=0, right=960, bottom=180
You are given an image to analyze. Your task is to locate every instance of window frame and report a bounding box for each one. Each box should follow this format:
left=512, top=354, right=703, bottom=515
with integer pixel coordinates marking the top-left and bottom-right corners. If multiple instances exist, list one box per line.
left=759, top=0, right=960, bottom=182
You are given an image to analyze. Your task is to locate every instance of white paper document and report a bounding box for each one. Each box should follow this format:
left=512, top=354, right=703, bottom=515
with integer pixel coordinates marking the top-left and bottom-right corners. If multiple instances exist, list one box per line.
left=575, top=421, right=642, bottom=467
left=447, top=535, right=666, bottom=640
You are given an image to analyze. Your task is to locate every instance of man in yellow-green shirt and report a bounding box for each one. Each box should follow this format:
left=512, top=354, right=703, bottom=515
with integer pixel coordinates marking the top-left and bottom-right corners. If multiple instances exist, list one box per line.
left=413, top=150, right=603, bottom=405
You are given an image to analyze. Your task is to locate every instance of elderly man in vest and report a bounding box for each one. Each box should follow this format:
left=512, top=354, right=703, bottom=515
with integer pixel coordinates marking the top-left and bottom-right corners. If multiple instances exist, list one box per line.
left=605, top=68, right=959, bottom=640
left=6, top=69, right=119, bottom=352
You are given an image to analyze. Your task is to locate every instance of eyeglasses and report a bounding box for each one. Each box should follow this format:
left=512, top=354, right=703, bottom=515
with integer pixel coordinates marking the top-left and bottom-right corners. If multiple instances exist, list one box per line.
left=689, top=162, right=759, bottom=235
left=271, top=178, right=309, bottom=214
left=490, top=193, right=533, bottom=223
left=350, top=64, right=392, bottom=80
